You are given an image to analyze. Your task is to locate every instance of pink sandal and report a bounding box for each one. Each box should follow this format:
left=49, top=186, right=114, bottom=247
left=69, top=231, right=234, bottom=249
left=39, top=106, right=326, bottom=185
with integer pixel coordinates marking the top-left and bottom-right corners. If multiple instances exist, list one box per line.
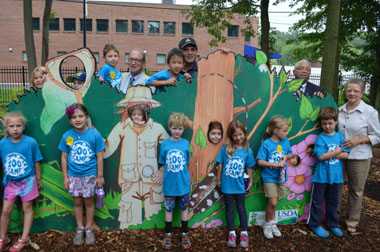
left=9, top=238, right=30, bottom=252
left=0, top=237, right=10, bottom=250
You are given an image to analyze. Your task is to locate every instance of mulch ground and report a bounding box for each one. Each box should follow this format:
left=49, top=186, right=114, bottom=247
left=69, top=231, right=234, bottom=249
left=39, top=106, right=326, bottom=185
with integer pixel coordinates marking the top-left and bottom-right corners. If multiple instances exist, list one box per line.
left=6, top=147, right=380, bottom=252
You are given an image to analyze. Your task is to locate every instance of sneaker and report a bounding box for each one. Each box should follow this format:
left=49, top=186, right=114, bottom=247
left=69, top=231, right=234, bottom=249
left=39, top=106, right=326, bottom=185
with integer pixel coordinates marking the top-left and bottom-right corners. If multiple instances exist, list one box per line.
left=263, top=225, right=273, bottom=239
left=0, top=238, right=10, bottom=250
left=311, top=226, right=330, bottom=238
left=85, top=227, right=96, bottom=245
left=162, top=233, right=172, bottom=250
left=239, top=233, right=249, bottom=248
left=73, top=226, right=85, bottom=246
left=9, top=238, right=30, bottom=252
left=227, top=233, right=236, bottom=248
left=181, top=233, right=191, bottom=250
left=330, top=227, right=343, bottom=237
left=271, top=224, right=282, bottom=237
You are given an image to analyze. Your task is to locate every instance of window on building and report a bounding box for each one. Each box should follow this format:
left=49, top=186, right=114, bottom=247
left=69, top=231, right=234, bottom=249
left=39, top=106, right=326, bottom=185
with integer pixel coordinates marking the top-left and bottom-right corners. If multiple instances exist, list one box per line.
left=125, top=53, right=130, bottom=63
left=96, top=19, right=109, bottom=32
left=32, top=18, right=40, bottom=31
left=93, top=52, right=99, bottom=63
left=22, top=51, right=27, bottom=62
left=132, top=20, right=144, bottom=33
left=182, top=23, right=193, bottom=35
left=64, top=18, right=76, bottom=32
left=228, top=25, right=239, bottom=37
left=245, top=35, right=250, bottom=43
left=164, top=22, right=175, bottom=35
left=49, top=18, right=59, bottom=31
left=157, top=54, right=166, bottom=64
left=80, top=18, right=92, bottom=32
left=148, top=21, right=160, bottom=34
left=116, top=20, right=128, bottom=33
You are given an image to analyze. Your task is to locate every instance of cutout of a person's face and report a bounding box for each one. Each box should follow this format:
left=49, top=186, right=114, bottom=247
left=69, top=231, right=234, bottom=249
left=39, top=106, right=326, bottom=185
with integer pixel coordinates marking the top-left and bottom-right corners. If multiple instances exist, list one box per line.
left=73, top=79, right=85, bottom=90
left=208, top=128, right=222, bottom=144
left=131, top=108, right=145, bottom=125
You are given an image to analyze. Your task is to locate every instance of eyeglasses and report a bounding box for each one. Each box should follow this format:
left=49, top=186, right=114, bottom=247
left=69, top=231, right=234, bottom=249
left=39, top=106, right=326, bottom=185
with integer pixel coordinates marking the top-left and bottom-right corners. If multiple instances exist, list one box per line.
left=128, top=58, right=144, bottom=63
left=295, top=67, right=311, bottom=72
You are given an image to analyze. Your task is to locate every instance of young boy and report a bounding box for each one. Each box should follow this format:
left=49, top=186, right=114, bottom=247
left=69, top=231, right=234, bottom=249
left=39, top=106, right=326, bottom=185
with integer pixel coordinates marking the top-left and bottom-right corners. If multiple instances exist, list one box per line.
left=307, top=107, right=349, bottom=238
left=66, top=72, right=86, bottom=90
left=152, top=112, right=191, bottom=250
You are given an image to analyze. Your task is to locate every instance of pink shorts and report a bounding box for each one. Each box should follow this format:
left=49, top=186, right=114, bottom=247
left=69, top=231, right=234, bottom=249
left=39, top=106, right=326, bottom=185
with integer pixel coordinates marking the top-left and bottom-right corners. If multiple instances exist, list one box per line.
left=4, top=175, right=39, bottom=202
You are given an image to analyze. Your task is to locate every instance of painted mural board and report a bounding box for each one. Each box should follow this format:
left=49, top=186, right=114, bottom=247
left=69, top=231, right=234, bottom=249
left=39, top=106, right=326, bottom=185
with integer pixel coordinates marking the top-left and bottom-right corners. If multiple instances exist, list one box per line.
left=1, top=48, right=336, bottom=232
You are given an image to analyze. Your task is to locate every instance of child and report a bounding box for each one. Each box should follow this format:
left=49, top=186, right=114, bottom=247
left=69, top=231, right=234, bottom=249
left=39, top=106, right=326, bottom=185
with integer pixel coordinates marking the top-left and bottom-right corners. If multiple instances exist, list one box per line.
left=58, top=103, right=105, bottom=246
left=30, top=66, right=47, bottom=90
left=128, top=104, right=147, bottom=126
left=0, top=111, right=43, bottom=251
left=97, top=44, right=122, bottom=89
left=307, top=107, right=349, bottom=238
left=207, top=121, right=223, bottom=145
left=145, top=48, right=190, bottom=93
left=256, top=115, right=297, bottom=239
left=66, top=72, right=86, bottom=90
left=154, top=112, right=191, bottom=250
left=216, top=120, right=255, bottom=248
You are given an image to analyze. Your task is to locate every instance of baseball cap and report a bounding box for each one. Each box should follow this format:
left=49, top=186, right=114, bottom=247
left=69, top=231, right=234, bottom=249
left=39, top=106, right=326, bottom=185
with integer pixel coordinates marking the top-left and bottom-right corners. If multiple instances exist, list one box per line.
left=179, top=37, right=197, bottom=50
left=66, top=72, right=86, bottom=83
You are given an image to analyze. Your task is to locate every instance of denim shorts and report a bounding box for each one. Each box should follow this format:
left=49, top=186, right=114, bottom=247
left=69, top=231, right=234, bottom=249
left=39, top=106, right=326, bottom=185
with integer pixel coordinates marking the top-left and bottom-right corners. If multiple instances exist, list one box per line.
left=164, top=193, right=190, bottom=212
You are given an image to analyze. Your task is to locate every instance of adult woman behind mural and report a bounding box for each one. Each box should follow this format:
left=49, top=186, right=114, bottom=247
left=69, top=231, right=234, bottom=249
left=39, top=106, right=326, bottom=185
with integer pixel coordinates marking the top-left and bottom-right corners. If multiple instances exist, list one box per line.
left=103, top=86, right=169, bottom=228
left=338, top=78, right=380, bottom=233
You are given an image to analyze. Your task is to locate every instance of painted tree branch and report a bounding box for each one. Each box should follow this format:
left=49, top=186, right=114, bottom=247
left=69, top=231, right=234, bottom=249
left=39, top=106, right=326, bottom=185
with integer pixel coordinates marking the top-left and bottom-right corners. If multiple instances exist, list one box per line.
left=288, top=121, right=320, bottom=141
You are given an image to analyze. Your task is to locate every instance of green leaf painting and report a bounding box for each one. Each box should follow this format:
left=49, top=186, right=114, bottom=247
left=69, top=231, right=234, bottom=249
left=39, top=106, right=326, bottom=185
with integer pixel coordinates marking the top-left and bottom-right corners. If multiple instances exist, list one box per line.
left=310, top=106, right=320, bottom=122
left=279, top=67, right=288, bottom=86
left=299, top=95, right=313, bottom=120
left=194, top=126, right=207, bottom=148
left=286, top=79, right=304, bottom=92
left=255, top=50, right=267, bottom=65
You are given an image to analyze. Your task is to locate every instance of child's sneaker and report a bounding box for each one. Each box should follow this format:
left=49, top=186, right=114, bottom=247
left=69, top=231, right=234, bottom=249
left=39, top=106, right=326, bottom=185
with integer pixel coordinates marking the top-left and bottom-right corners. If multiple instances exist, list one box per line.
left=0, top=238, right=10, bottom=250
left=73, top=226, right=85, bottom=246
left=85, top=227, right=96, bottom=245
left=9, top=238, right=30, bottom=252
left=271, top=224, right=282, bottom=237
left=181, top=233, right=191, bottom=250
left=311, top=226, right=330, bottom=238
left=227, top=233, right=236, bottom=248
left=263, top=225, right=273, bottom=239
left=162, top=233, right=172, bottom=250
left=239, top=233, right=249, bottom=248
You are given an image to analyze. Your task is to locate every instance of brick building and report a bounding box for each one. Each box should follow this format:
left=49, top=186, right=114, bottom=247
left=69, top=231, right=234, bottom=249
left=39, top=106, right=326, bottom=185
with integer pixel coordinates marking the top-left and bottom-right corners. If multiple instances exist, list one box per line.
left=0, top=0, right=258, bottom=70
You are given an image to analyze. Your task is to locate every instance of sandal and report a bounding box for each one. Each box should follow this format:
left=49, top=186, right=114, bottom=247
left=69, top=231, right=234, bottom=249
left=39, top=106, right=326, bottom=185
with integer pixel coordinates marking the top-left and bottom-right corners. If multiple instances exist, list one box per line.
left=0, top=237, right=10, bottom=250
left=9, top=238, right=30, bottom=252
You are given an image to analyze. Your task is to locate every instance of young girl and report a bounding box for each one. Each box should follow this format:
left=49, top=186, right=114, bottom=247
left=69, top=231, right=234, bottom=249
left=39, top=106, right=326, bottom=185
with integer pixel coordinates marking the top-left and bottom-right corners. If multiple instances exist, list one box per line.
left=256, top=115, right=297, bottom=239
left=146, top=48, right=191, bottom=93
left=30, top=66, right=47, bottom=90
left=58, top=103, right=105, bottom=246
left=207, top=121, right=223, bottom=145
left=97, top=44, right=122, bottom=89
left=216, top=120, right=255, bottom=249
left=0, top=112, right=43, bottom=252
left=128, top=104, right=148, bottom=126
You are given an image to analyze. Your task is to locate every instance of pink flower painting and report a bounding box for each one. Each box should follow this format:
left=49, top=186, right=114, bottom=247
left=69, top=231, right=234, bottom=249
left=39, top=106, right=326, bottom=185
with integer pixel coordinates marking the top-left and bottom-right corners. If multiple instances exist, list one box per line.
left=287, top=163, right=313, bottom=194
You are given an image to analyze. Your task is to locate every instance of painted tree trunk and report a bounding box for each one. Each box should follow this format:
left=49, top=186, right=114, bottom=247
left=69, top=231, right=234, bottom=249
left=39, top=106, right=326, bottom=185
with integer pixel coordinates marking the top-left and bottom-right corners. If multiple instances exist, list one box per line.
left=189, top=51, right=235, bottom=182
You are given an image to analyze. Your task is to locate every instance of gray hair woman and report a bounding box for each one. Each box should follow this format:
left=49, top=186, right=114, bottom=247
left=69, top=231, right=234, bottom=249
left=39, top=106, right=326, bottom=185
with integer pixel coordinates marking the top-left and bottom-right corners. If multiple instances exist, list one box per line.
left=338, top=78, right=380, bottom=233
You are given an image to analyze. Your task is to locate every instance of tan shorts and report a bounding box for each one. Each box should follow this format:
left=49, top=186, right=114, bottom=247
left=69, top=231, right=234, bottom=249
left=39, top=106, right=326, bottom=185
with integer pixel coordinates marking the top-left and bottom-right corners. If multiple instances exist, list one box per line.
left=264, top=183, right=286, bottom=198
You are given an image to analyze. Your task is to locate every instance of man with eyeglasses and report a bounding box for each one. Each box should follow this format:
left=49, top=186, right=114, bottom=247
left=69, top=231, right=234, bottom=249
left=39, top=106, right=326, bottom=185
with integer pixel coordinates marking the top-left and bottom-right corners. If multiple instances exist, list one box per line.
left=293, top=60, right=325, bottom=98
left=119, top=48, right=155, bottom=94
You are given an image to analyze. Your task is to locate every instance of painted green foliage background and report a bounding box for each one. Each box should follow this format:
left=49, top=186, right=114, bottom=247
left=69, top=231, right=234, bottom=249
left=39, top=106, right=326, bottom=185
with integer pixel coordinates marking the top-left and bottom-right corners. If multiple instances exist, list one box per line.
left=4, top=50, right=337, bottom=232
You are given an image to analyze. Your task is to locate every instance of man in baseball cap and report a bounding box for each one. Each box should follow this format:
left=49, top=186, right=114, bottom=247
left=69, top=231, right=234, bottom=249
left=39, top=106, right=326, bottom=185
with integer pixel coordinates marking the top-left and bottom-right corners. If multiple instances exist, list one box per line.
left=178, top=37, right=198, bottom=78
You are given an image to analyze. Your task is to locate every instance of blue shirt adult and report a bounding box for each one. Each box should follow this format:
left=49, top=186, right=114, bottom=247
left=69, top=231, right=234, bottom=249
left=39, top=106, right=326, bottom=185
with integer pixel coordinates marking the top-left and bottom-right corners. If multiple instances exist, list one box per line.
left=145, top=69, right=184, bottom=93
left=216, top=145, right=256, bottom=194
left=98, top=63, right=122, bottom=89
left=159, top=138, right=190, bottom=196
left=256, top=137, right=292, bottom=183
left=0, top=135, right=43, bottom=180
left=58, top=127, right=105, bottom=177
left=313, top=132, right=349, bottom=184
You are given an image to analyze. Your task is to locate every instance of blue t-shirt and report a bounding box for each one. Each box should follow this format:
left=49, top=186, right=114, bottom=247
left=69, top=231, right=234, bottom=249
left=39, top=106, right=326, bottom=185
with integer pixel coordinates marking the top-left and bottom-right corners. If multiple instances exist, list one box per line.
left=145, top=69, right=184, bottom=93
left=313, top=132, right=349, bottom=184
left=58, top=128, right=106, bottom=177
left=0, top=135, right=43, bottom=180
left=216, top=145, right=256, bottom=194
left=98, top=63, right=122, bottom=89
left=256, top=137, right=292, bottom=183
left=158, top=138, right=190, bottom=196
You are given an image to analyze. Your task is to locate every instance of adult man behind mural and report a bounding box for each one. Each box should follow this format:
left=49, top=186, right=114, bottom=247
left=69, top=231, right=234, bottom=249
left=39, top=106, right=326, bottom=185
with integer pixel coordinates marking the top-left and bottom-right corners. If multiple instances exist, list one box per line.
left=103, top=86, right=169, bottom=228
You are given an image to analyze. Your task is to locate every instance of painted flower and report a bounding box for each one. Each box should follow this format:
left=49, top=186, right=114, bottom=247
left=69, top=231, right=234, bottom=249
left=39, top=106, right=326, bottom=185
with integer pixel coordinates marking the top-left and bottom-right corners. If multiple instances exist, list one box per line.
left=287, top=163, right=312, bottom=194
left=296, top=194, right=304, bottom=201
left=110, top=71, right=116, bottom=79
left=205, top=219, right=223, bottom=228
left=298, top=203, right=310, bottom=222
left=66, top=136, right=74, bottom=146
left=291, top=134, right=318, bottom=167
left=287, top=193, right=296, bottom=201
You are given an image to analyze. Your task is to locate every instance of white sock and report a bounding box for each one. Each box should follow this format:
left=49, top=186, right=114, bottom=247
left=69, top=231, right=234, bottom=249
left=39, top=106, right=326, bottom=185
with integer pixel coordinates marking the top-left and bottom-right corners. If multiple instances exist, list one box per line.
left=263, top=221, right=271, bottom=226
left=241, top=231, right=248, bottom=235
left=229, top=230, right=236, bottom=236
